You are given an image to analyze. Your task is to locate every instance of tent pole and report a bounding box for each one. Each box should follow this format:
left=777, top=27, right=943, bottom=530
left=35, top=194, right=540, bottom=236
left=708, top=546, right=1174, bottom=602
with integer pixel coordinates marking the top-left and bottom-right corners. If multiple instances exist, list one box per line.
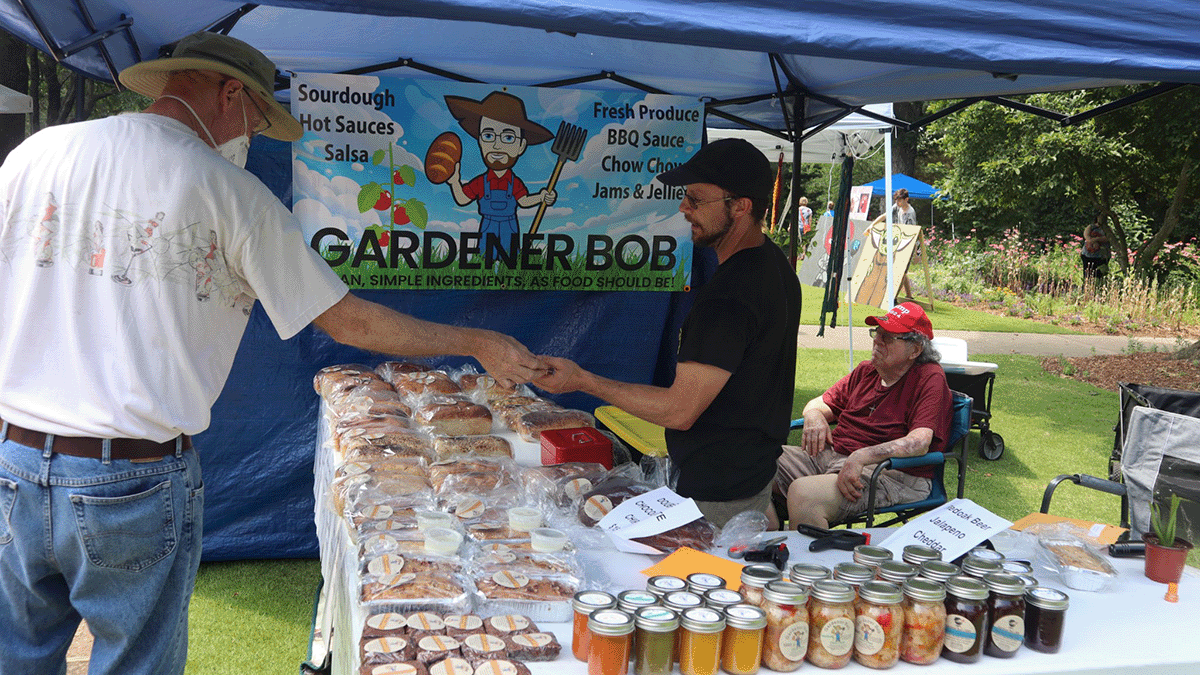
left=884, top=132, right=894, bottom=310
left=788, top=93, right=806, bottom=267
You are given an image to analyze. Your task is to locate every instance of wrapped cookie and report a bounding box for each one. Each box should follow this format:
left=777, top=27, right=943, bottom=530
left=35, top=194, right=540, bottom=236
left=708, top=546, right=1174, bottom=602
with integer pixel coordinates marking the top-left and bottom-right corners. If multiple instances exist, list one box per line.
left=502, top=632, right=561, bottom=662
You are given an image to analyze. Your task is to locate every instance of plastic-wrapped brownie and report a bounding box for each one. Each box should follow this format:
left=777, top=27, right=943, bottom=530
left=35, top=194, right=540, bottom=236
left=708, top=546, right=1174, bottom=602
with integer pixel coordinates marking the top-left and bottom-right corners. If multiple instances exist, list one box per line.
left=523, top=462, right=609, bottom=509
left=404, top=611, right=447, bottom=640
left=442, top=614, right=486, bottom=639
left=471, top=660, right=530, bottom=675
left=482, top=614, right=539, bottom=638
left=474, top=570, right=577, bottom=604
left=427, top=657, right=474, bottom=675
left=360, top=660, right=430, bottom=675
left=363, top=612, right=408, bottom=639
left=459, top=633, right=509, bottom=664
left=502, top=632, right=561, bottom=661
left=414, top=634, right=462, bottom=665
left=361, top=635, right=414, bottom=666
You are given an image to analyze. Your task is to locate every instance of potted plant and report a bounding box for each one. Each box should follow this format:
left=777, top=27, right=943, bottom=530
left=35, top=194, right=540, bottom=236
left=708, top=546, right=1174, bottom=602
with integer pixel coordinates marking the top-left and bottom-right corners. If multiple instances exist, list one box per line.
left=1144, top=493, right=1193, bottom=584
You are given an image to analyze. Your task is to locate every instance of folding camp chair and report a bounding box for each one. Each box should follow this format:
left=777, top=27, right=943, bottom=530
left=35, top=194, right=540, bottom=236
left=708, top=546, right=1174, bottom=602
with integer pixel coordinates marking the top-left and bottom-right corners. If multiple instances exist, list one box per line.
left=784, top=391, right=973, bottom=528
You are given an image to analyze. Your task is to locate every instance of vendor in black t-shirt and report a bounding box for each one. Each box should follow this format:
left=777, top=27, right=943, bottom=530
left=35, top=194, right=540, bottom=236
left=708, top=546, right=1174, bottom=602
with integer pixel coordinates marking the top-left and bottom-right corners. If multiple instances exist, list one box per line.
left=533, top=139, right=802, bottom=528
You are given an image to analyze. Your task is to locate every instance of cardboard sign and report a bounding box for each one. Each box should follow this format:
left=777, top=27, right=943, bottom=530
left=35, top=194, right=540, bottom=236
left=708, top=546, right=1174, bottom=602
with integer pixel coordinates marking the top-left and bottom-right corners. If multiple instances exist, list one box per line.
left=597, top=486, right=704, bottom=554
left=878, top=499, right=1012, bottom=560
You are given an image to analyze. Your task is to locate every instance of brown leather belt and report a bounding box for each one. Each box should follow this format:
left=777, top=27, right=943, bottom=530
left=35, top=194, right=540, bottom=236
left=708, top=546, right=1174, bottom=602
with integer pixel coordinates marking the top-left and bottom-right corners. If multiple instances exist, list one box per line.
left=1, top=419, right=190, bottom=461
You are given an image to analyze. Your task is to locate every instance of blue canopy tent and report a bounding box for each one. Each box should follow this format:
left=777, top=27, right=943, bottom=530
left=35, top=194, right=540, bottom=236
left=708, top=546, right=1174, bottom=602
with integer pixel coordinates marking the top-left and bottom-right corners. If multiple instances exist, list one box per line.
left=4, top=0, right=1200, bottom=559
left=862, top=174, right=940, bottom=202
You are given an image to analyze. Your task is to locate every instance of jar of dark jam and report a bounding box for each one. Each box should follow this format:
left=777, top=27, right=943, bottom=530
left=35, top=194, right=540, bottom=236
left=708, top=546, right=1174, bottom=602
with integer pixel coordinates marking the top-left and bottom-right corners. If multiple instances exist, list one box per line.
left=982, top=573, right=1025, bottom=658
left=1024, top=587, right=1069, bottom=654
left=942, top=575, right=989, bottom=663
left=960, top=555, right=1003, bottom=579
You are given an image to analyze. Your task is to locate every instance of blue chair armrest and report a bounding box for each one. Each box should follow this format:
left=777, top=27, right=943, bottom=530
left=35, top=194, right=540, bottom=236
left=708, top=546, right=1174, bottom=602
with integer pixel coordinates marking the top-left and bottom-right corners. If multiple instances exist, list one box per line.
left=789, top=418, right=805, bottom=432
left=883, top=452, right=945, bottom=471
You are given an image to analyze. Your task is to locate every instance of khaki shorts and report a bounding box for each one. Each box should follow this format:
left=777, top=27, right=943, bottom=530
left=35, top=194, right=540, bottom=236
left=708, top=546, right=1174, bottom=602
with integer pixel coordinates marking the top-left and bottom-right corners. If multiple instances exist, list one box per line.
left=774, top=445, right=931, bottom=524
left=693, top=480, right=774, bottom=529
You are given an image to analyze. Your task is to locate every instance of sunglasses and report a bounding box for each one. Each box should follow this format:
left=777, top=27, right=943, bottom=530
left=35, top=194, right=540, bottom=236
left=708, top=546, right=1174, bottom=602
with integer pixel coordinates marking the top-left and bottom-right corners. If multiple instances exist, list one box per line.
left=869, top=327, right=916, bottom=343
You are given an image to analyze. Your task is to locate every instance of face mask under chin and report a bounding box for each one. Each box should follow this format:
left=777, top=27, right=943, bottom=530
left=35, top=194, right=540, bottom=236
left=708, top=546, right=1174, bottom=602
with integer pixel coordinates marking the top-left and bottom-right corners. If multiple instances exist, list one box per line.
left=160, top=93, right=251, bottom=169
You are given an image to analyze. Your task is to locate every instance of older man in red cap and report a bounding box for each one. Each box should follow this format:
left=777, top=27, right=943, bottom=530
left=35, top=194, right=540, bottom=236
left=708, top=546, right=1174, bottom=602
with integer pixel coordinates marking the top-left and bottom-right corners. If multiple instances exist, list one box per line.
left=776, top=302, right=952, bottom=528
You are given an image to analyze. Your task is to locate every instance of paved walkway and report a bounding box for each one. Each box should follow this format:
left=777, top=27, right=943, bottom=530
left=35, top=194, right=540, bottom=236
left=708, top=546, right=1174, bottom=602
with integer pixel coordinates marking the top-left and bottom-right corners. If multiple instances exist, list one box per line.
left=798, top=325, right=1183, bottom=358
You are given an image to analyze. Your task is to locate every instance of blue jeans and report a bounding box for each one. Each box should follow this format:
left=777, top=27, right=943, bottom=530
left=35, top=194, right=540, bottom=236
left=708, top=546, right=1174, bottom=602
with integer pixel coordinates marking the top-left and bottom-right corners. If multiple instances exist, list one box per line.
left=0, top=434, right=203, bottom=675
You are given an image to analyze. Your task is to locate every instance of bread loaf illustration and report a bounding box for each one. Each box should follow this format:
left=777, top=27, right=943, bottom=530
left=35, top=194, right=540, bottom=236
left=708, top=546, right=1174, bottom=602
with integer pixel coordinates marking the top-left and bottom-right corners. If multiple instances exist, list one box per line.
left=424, top=132, right=463, bottom=184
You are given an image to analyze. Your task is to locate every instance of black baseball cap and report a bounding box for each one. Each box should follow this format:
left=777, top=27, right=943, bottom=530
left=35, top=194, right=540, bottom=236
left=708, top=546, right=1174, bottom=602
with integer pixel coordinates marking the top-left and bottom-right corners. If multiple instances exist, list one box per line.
left=657, top=138, right=772, bottom=200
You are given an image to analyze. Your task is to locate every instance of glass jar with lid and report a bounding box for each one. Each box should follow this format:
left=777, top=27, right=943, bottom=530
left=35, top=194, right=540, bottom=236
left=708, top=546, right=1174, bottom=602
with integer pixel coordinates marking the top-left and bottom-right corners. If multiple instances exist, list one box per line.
left=587, top=608, right=635, bottom=675
left=832, top=562, right=874, bottom=602
left=1000, top=559, right=1033, bottom=576
left=686, top=572, right=726, bottom=595
left=852, top=544, right=894, bottom=570
left=854, top=581, right=904, bottom=669
left=901, top=544, right=942, bottom=566
left=702, top=588, right=744, bottom=611
left=876, top=561, right=919, bottom=585
left=618, top=590, right=660, bottom=615
left=740, top=564, right=782, bottom=607
left=647, top=575, right=687, bottom=598
left=678, top=607, right=726, bottom=675
left=788, top=563, right=831, bottom=589
left=633, top=606, right=678, bottom=675
left=573, top=590, right=617, bottom=661
left=942, top=575, right=989, bottom=663
left=982, top=573, right=1026, bottom=658
left=721, top=604, right=768, bottom=675
left=899, top=578, right=946, bottom=665
left=1024, top=587, right=1069, bottom=654
left=967, top=546, right=1005, bottom=563
left=960, top=555, right=1003, bottom=579
left=664, top=591, right=705, bottom=664
left=760, top=580, right=809, bottom=672
left=807, top=580, right=856, bottom=669
left=917, top=560, right=959, bottom=584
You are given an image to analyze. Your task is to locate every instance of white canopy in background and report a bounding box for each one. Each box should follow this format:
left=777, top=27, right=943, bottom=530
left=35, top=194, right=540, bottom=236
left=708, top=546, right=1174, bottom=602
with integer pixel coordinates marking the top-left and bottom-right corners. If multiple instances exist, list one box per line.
left=0, top=83, right=31, bottom=113
left=706, top=104, right=893, bottom=165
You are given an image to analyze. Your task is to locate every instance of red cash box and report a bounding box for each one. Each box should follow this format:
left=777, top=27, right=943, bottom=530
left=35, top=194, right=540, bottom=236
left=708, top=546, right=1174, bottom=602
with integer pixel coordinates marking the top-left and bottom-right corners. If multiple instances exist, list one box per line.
left=540, top=427, right=613, bottom=469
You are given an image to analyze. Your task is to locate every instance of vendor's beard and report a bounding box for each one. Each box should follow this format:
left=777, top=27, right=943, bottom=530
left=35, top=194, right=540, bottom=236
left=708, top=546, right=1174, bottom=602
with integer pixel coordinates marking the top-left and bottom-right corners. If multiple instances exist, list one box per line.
left=484, top=154, right=519, bottom=171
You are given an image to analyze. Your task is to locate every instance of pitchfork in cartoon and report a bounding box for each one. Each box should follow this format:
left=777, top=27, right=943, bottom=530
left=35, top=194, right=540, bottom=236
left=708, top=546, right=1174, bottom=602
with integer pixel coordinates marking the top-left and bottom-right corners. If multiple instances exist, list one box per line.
left=111, top=211, right=164, bottom=286
left=442, top=91, right=557, bottom=256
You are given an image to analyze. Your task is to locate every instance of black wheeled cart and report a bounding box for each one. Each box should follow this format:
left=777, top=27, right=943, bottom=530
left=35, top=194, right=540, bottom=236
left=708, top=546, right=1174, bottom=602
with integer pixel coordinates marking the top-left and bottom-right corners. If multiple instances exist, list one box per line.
left=943, top=362, right=1004, bottom=460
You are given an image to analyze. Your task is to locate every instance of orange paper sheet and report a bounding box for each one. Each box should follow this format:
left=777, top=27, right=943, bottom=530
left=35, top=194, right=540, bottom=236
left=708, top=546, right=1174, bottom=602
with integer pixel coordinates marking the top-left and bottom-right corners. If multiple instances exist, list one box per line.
left=639, top=547, right=747, bottom=591
left=1010, top=512, right=1127, bottom=545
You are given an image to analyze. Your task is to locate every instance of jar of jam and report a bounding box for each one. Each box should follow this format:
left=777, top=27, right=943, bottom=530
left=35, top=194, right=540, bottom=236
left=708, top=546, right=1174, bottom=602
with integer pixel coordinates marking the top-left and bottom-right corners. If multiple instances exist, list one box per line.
left=902, top=544, right=942, bottom=566
left=807, top=580, right=856, bottom=669
left=1024, top=587, right=1069, bottom=654
left=647, top=575, right=688, bottom=598
left=665, top=591, right=705, bottom=664
left=854, top=581, right=904, bottom=669
left=633, top=606, right=678, bottom=675
left=619, top=590, right=661, bottom=615
left=740, top=564, right=782, bottom=607
left=1016, top=574, right=1040, bottom=592
left=588, top=608, right=635, bottom=675
left=917, top=560, right=959, bottom=584
left=852, top=545, right=894, bottom=571
left=982, top=573, right=1025, bottom=658
left=703, top=588, right=744, bottom=611
left=573, top=590, right=617, bottom=661
left=760, top=580, right=809, bottom=672
left=687, top=572, right=727, bottom=595
left=788, top=563, right=831, bottom=589
left=679, top=607, right=726, bottom=675
left=832, top=562, right=874, bottom=602
left=942, top=575, right=989, bottom=663
left=876, top=561, right=919, bottom=585
left=960, top=555, right=1003, bottom=579
left=722, top=603, right=768, bottom=675
left=899, top=578, right=946, bottom=665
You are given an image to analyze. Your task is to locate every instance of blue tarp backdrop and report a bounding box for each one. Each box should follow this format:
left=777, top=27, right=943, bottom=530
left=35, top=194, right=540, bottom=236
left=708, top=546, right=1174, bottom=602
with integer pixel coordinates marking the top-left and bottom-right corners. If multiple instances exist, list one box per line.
left=5, top=0, right=1200, bottom=559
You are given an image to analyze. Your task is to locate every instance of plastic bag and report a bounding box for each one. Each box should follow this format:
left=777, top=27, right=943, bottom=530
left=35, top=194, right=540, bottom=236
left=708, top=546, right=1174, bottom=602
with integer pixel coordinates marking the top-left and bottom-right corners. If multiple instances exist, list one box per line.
left=1027, top=522, right=1119, bottom=592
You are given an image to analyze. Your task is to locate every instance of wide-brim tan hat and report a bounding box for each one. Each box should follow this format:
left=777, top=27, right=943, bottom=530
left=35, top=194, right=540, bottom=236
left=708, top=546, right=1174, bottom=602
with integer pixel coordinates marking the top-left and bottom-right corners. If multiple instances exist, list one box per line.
left=119, top=31, right=302, bottom=142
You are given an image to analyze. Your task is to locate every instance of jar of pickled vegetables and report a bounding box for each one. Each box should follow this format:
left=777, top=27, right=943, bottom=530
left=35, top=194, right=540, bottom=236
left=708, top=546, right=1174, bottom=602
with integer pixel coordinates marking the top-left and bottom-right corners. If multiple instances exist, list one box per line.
left=832, top=562, right=874, bottom=603
left=573, top=591, right=617, bottom=661
left=899, top=578, right=946, bottom=665
left=788, top=563, right=831, bottom=590
left=807, top=580, right=856, bottom=669
left=901, top=545, right=942, bottom=567
left=740, top=564, right=782, bottom=608
left=721, top=603, right=768, bottom=675
left=854, top=581, right=904, bottom=669
left=679, top=607, right=726, bottom=675
left=876, top=561, right=919, bottom=585
left=760, top=580, right=809, bottom=672
left=852, top=545, right=894, bottom=571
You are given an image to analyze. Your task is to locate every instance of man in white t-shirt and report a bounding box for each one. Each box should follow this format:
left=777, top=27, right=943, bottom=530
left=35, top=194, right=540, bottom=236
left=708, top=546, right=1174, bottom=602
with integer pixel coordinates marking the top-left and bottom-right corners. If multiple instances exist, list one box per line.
left=0, top=32, right=544, bottom=675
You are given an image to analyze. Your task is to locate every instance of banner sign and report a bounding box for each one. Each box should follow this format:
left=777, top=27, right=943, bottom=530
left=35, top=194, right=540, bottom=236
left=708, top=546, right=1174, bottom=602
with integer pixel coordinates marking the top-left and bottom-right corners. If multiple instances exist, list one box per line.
left=291, top=73, right=703, bottom=291
left=595, top=486, right=704, bottom=555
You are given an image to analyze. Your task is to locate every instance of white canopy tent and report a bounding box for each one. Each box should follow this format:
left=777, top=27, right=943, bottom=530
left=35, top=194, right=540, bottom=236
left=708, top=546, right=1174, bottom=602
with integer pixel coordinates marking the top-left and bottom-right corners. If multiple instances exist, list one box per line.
left=0, top=83, right=31, bottom=113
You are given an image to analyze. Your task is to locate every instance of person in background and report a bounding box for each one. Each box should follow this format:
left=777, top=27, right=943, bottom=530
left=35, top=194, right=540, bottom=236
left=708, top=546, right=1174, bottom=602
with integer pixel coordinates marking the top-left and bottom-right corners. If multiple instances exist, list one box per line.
left=774, top=302, right=951, bottom=528
left=872, top=187, right=916, bottom=227
left=1081, top=221, right=1111, bottom=281
left=0, top=31, right=543, bottom=675
left=826, top=200, right=836, bottom=220
left=534, top=139, right=802, bottom=529
left=799, top=196, right=813, bottom=234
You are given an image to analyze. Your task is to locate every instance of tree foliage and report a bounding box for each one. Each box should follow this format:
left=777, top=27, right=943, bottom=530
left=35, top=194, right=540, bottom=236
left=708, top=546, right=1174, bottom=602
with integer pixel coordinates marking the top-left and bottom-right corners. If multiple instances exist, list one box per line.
left=926, top=86, right=1200, bottom=280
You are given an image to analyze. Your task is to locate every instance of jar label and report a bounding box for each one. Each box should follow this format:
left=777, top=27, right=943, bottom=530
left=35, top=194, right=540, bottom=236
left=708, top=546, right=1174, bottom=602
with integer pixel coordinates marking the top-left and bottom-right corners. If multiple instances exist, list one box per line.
left=820, top=617, right=855, bottom=656
left=366, top=612, right=407, bottom=631
left=943, top=614, right=978, bottom=653
left=445, top=615, right=483, bottom=631
left=855, top=615, right=886, bottom=655
left=584, top=495, right=614, bottom=521
left=563, top=478, right=593, bottom=500
left=991, top=615, right=1025, bottom=652
left=779, top=621, right=809, bottom=660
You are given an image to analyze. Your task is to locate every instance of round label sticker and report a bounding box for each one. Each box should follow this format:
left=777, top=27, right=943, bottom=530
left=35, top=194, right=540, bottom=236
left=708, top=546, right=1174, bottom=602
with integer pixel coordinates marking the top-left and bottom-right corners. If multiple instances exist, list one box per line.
left=367, top=554, right=406, bottom=577
left=361, top=533, right=398, bottom=552
left=489, top=615, right=530, bottom=633
left=990, top=615, right=1025, bottom=652
left=819, top=617, right=855, bottom=657
left=454, top=497, right=486, bottom=519
left=430, top=658, right=472, bottom=675
left=366, top=612, right=407, bottom=631
left=338, top=460, right=371, bottom=476
left=689, top=573, right=723, bottom=587
left=360, top=504, right=394, bottom=520
left=511, top=633, right=553, bottom=648
left=464, top=634, right=506, bottom=652
left=483, top=545, right=517, bottom=563
left=639, top=608, right=674, bottom=622
left=407, top=612, right=446, bottom=632
left=473, top=660, right=519, bottom=675
left=779, top=621, right=809, bottom=661
left=563, top=478, right=593, bottom=500
left=943, top=614, right=978, bottom=653
left=583, top=495, right=614, bottom=521
left=374, top=572, right=417, bottom=588
left=492, top=571, right=530, bottom=589
left=706, top=589, right=741, bottom=604
left=419, top=635, right=461, bottom=652
left=372, top=664, right=418, bottom=675
left=726, top=606, right=762, bottom=620
left=444, top=615, right=483, bottom=631
left=855, top=616, right=885, bottom=655
left=650, top=577, right=686, bottom=592
left=363, top=636, right=407, bottom=654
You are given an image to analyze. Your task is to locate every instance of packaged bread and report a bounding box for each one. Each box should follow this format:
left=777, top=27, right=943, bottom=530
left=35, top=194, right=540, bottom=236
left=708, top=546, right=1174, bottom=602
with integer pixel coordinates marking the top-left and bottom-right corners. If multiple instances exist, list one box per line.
left=340, top=429, right=435, bottom=463
left=393, top=371, right=462, bottom=398
left=433, top=435, right=512, bottom=460
left=510, top=408, right=595, bottom=443
left=377, top=360, right=433, bottom=383
left=474, top=570, right=577, bottom=604
left=314, top=363, right=378, bottom=397
left=414, top=396, right=493, bottom=436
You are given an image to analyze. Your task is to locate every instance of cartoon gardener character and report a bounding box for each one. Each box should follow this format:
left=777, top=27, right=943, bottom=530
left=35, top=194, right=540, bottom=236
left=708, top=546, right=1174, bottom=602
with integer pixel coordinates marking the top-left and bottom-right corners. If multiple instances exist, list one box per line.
left=443, top=91, right=556, bottom=254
